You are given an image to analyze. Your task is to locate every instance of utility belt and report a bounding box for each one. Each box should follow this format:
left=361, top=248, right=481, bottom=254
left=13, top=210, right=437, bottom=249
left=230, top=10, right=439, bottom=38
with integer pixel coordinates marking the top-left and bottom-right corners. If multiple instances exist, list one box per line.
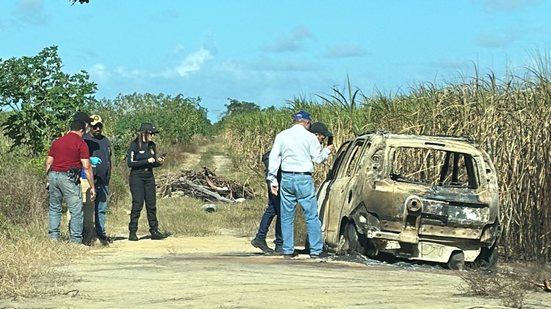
left=50, top=168, right=81, bottom=185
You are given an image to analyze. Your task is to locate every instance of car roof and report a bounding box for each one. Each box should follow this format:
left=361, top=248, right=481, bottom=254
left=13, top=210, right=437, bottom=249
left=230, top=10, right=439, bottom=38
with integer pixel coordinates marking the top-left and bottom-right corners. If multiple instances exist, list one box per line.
left=356, top=131, right=482, bottom=153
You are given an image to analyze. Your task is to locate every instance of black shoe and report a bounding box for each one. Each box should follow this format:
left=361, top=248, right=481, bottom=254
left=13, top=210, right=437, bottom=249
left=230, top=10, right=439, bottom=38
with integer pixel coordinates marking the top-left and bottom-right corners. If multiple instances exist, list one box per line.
left=310, top=251, right=330, bottom=259
left=129, top=232, right=138, bottom=241
left=274, top=246, right=284, bottom=255
left=151, top=230, right=170, bottom=240
left=98, top=235, right=113, bottom=245
left=283, top=251, right=299, bottom=259
left=83, top=240, right=93, bottom=246
left=251, top=238, right=273, bottom=253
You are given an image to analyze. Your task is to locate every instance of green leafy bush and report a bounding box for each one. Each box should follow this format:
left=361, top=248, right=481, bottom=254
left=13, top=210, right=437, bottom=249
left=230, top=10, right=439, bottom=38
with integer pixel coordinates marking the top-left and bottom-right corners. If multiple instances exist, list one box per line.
left=0, top=46, right=97, bottom=155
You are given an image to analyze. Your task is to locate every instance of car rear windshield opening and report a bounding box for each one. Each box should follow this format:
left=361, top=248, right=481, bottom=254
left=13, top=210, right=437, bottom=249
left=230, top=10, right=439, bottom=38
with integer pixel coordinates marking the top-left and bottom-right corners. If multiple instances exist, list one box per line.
left=390, top=147, right=479, bottom=189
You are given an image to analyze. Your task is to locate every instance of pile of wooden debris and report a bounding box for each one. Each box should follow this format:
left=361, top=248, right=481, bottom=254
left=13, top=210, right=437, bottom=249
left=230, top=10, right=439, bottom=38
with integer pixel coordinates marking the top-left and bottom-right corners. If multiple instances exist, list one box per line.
left=157, top=167, right=256, bottom=203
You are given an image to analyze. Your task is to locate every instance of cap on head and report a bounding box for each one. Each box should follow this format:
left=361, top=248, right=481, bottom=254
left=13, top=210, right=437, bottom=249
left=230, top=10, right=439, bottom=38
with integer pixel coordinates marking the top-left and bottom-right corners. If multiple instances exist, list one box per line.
left=74, top=112, right=92, bottom=124
left=90, top=114, right=103, bottom=126
left=309, top=122, right=333, bottom=137
left=292, top=110, right=311, bottom=122
left=138, top=122, right=159, bottom=134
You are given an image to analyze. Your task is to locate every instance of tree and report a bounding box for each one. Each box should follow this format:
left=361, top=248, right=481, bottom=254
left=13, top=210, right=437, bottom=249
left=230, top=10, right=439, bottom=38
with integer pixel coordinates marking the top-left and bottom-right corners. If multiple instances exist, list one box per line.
left=220, top=98, right=260, bottom=121
left=0, top=46, right=97, bottom=154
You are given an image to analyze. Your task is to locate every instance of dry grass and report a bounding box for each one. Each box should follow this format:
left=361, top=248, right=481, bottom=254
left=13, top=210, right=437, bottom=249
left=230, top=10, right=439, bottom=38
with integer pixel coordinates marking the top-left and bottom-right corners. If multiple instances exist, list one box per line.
left=0, top=226, right=86, bottom=298
left=457, top=263, right=551, bottom=308
left=105, top=184, right=307, bottom=247
left=103, top=134, right=308, bottom=248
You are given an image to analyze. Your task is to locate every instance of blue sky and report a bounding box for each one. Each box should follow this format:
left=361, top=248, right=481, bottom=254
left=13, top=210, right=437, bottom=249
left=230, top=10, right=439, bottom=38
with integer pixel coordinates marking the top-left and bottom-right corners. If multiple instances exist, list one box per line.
left=1, top=0, right=550, bottom=121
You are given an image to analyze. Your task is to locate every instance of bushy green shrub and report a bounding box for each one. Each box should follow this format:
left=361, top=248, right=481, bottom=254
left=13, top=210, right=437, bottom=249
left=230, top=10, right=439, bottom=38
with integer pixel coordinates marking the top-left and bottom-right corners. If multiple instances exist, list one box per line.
left=88, top=93, right=212, bottom=156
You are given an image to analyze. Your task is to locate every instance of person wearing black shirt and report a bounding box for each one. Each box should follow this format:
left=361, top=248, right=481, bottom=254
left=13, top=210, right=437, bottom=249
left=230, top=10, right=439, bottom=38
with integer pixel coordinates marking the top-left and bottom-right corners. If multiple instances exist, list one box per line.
left=125, top=123, right=168, bottom=241
left=83, top=114, right=112, bottom=245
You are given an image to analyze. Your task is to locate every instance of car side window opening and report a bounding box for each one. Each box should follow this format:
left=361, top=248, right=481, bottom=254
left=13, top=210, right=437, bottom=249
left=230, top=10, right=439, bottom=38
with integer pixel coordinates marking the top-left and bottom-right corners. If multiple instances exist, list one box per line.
left=354, top=142, right=371, bottom=175
left=327, top=141, right=352, bottom=180
left=390, top=147, right=479, bottom=188
left=340, top=139, right=366, bottom=178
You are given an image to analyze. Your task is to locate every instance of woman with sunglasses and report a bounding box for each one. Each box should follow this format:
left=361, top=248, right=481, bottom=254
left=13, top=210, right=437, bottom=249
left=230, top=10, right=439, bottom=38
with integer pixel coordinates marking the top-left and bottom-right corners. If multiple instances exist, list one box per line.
left=125, top=122, right=169, bottom=241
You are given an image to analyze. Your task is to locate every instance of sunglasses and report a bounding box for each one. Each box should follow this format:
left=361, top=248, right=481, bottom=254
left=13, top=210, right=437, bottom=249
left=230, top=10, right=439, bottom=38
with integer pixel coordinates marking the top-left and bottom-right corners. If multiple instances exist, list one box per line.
left=92, top=124, right=103, bottom=130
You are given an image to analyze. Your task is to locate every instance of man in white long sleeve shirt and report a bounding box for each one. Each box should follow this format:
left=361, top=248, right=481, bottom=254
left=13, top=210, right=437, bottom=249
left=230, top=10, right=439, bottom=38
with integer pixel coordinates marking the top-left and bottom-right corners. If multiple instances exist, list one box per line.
left=266, top=111, right=334, bottom=258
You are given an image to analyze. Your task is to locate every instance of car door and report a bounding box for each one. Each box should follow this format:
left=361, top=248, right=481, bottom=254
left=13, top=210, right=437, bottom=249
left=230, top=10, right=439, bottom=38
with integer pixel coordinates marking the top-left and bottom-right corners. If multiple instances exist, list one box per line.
left=321, top=138, right=368, bottom=245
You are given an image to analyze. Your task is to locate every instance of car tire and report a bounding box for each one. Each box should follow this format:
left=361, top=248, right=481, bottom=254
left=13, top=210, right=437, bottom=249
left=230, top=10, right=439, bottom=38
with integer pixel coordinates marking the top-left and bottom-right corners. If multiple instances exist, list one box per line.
left=345, top=222, right=367, bottom=255
left=476, top=244, right=498, bottom=271
left=448, top=251, right=465, bottom=270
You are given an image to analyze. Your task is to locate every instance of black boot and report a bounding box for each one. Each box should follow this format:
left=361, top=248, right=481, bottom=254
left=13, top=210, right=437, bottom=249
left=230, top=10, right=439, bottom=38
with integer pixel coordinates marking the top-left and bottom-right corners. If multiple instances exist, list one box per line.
left=151, top=230, right=169, bottom=240
left=129, top=232, right=138, bottom=241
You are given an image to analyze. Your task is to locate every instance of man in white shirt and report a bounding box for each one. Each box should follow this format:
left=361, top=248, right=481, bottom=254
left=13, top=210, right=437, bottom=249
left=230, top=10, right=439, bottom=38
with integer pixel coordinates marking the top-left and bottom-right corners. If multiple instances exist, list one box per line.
left=267, top=111, right=334, bottom=259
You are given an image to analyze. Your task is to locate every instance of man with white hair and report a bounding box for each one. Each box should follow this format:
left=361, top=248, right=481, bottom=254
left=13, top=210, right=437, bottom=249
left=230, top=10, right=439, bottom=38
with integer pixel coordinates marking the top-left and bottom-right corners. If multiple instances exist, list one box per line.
left=266, top=111, right=334, bottom=259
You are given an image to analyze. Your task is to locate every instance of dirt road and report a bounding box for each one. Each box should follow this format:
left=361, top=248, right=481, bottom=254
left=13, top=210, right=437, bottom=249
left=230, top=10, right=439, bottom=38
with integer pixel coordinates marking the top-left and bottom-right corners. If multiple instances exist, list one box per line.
left=3, top=234, right=549, bottom=309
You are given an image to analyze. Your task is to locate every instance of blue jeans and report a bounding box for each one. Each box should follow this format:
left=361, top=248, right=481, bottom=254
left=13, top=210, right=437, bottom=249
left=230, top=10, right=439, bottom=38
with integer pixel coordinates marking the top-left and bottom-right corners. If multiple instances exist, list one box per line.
left=94, top=184, right=109, bottom=238
left=280, top=173, right=323, bottom=255
left=48, top=171, right=83, bottom=244
left=255, top=181, right=282, bottom=248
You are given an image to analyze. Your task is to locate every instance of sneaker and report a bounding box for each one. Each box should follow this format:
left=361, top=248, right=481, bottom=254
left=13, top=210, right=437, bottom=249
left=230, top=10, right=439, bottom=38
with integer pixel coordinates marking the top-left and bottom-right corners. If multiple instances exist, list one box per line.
left=251, top=238, right=273, bottom=253
left=274, top=246, right=284, bottom=254
left=310, top=251, right=330, bottom=259
left=283, top=251, right=299, bottom=259
left=129, top=232, right=138, bottom=241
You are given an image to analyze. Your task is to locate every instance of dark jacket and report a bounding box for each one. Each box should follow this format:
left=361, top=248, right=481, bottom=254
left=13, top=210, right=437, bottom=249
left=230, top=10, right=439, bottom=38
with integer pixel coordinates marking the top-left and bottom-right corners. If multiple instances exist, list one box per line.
left=126, top=139, right=162, bottom=170
left=262, top=150, right=281, bottom=181
left=84, top=133, right=112, bottom=185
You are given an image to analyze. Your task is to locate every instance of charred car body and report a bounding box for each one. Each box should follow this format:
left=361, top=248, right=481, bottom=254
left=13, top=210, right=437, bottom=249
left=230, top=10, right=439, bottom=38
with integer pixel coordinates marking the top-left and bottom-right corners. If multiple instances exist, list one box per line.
left=317, top=131, right=500, bottom=269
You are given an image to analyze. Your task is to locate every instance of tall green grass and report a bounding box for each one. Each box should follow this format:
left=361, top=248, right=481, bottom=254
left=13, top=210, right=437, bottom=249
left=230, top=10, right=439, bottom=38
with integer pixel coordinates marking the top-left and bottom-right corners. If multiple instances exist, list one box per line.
left=223, top=65, right=551, bottom=262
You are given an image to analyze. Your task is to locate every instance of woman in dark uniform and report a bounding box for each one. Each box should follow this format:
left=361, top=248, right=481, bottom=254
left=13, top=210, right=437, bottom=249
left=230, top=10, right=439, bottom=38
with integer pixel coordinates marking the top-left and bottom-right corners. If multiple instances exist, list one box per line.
left=126, top=123, right=168, bottom=241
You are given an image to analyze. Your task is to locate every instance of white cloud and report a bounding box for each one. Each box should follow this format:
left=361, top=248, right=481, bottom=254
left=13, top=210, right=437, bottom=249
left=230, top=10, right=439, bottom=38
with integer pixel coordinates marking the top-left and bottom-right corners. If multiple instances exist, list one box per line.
left=265, top=26, right=315, bottom=53
left=15, top=0, right=48, bottom=26
left=151, top=9, right=180, bottom=22
left=175, top=47, right=213, bottom=77
left=479, top=0, right=543, bottom=11
left=114, top=66, right=144, bottom=80
left=0, top=19, right=9, bottom=31
left=92, top=47, right=214, bottom=81
left=323, top=45, right=367, bottom=58
left=474, top=29, right=520, bottom=48
left=249, top=57, right=316, bottom=72
left=88, top=64, right=111, bottom=81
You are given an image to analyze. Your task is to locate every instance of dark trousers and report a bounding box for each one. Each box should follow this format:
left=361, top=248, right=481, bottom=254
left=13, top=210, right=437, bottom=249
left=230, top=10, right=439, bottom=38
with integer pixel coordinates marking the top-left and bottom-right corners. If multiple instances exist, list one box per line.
left=128, top=170, right=158, bottom=233
left=255, top=181, right=283, bottom=247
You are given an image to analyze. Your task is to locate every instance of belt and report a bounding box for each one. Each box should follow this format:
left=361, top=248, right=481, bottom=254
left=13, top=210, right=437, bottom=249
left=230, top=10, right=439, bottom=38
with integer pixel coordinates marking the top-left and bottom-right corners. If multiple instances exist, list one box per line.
left=281, top=171, right=312, bottom=175
left=131, top=167, right=152, bottom=172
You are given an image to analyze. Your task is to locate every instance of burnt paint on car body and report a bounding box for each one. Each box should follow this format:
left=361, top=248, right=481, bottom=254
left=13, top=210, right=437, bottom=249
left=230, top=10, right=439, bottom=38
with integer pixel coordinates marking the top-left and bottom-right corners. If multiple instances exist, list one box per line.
left=318, top=131, right=500, bottom=269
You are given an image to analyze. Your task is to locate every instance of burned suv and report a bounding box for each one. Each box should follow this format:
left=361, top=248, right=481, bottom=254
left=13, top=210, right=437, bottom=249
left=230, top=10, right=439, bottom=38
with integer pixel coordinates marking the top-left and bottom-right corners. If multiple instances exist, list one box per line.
left=317, top=131, right=500, bottom=269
